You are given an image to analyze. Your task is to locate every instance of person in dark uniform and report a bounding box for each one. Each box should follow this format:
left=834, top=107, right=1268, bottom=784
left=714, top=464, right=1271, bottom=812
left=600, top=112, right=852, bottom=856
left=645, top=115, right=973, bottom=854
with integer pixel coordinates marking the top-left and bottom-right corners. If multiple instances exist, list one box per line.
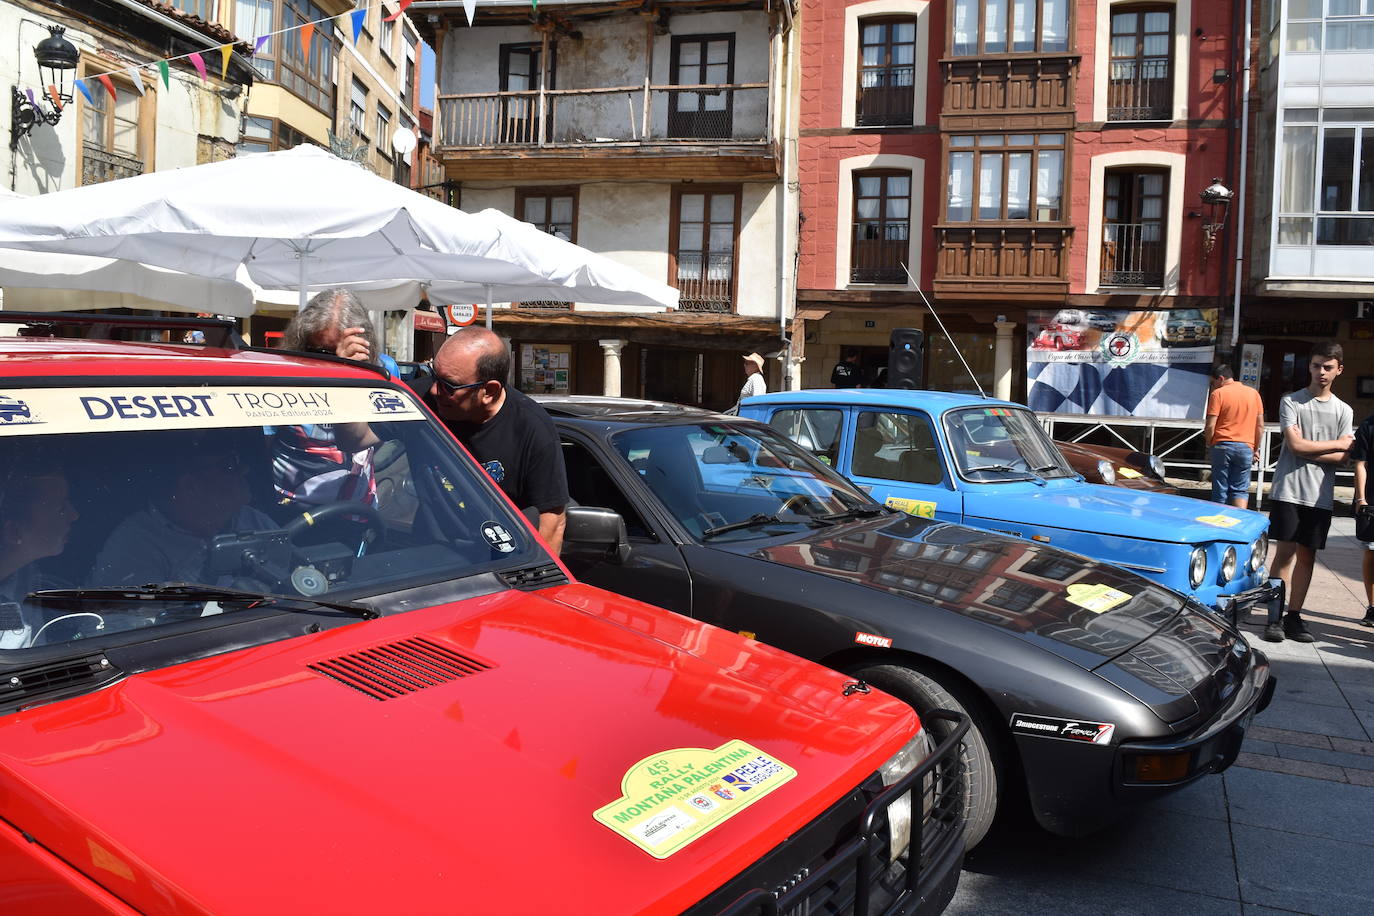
left=831, top=349, right=864, bottom=388
left=424, top=327, right=569, bottom=554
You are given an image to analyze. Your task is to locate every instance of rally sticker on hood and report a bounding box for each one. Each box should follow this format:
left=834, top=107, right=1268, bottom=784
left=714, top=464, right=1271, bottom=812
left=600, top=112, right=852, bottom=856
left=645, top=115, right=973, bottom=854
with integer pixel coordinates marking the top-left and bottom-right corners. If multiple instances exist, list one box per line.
left=1064, top=583, right=1131, bottom=614
left=594, top=741, right=796, bottom=859
left=1196, top=513, right=1241, bottom=528
left=1117, top=467, right=1143, bottom=479
left=1010, top=713, right=1116, bottom=745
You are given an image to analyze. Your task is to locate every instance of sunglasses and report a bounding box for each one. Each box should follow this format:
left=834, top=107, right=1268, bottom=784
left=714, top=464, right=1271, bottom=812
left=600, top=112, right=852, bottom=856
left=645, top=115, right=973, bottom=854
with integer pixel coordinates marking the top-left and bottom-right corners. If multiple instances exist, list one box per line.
left=430, top=367, right=490, bottom=397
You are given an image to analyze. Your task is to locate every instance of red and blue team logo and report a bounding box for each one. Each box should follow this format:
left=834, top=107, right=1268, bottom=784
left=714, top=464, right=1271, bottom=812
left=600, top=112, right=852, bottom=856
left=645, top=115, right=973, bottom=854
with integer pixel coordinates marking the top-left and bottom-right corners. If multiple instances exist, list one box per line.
left=711, top=784, right=734, bottom=801
left=721, top=773, right=753, bottom=792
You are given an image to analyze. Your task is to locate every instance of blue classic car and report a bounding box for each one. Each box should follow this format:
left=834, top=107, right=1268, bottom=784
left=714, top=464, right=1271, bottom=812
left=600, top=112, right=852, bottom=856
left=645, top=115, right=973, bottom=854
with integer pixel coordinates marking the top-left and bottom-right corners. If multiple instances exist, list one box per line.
left=741, top=389, right=1282, bottom=620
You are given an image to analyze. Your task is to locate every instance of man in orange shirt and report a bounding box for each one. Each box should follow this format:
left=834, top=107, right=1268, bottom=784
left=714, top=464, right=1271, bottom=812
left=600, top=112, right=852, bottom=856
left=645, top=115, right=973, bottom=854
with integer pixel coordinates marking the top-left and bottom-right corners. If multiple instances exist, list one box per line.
left=1205, top=362, right=1265, bottom=508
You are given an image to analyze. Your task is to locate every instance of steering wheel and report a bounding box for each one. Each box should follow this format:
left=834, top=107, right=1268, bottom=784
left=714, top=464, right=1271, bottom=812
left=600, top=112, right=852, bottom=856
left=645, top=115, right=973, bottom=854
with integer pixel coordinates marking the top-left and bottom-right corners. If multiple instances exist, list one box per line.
left=284, top=500, right=386, bottom=550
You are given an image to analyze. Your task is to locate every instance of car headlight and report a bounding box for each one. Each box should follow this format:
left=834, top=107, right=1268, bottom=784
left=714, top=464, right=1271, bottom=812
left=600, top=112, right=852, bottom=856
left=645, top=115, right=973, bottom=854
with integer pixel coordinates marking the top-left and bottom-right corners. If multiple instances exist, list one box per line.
left=1248, top=534, right=1268, bottom=574
left=1189, top=546, right=1208, bottom=589
left=876, top=729, right=934, bottom=863
left=1147, top=455, right=1167, bottom=479
left=1221, top=546, right=1237, bottom=583
left=1096, top=459, right=1116, bottom=486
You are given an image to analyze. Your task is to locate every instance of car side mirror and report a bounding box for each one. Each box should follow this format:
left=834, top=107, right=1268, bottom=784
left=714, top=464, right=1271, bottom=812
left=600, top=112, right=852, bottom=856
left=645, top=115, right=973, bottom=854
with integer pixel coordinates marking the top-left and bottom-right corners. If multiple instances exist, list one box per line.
left=564, top=506, right=631, bottom=564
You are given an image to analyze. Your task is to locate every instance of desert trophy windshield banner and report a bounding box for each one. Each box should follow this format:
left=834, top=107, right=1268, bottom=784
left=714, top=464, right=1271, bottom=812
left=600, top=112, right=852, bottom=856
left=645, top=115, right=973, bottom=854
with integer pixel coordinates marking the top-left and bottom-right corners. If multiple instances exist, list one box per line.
left=1025, top=308, right=1217, bottom=420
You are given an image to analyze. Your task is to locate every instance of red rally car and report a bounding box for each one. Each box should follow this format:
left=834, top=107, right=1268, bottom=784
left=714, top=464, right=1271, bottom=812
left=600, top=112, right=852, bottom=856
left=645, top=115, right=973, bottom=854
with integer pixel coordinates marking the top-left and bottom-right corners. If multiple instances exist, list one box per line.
left=0, top=327, right=964, bottom=916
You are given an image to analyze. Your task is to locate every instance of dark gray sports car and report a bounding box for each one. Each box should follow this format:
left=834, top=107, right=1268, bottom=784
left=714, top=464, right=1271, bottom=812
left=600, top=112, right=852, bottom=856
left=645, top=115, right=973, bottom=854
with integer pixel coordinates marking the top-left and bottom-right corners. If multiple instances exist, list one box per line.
left=544, top=396, right=1275, bottom=850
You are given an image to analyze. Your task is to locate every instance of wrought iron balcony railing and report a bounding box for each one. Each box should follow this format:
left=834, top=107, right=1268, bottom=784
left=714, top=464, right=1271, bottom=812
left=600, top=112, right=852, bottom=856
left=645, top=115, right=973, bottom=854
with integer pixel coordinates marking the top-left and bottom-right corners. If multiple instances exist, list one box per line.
left=857, top=65, right=915, bottom=126
left=436, top=84, right=769, bottom=149
left=1101, top=222, right=1164, bottom=287
left=1107, top=59, right=1172, bottom=121
left=850, top=223, right=910, bottom=284
left=675, top=252, right=734, bottom=312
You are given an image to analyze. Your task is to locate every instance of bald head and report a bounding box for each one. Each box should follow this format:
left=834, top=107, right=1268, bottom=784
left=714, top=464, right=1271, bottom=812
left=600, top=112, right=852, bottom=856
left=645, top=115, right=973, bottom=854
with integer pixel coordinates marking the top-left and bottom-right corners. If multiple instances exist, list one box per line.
left=435, top=326, right=509, bottom=385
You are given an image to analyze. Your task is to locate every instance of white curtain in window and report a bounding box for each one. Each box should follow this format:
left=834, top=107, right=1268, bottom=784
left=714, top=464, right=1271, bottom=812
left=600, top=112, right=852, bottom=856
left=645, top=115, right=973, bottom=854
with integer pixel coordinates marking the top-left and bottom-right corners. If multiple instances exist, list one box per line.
left=985, top=0, right=1008, bottom=52
left=979, top=153, right=1004, bottom=218
left=1011, top=0, right=1034, bottom=51
left=953, top=0, right=977, bottom=54
left=1007, top=152, right=1031, bottom=218
left=1035, top=149, right=1064, bottom=219
left=1280, top=125, right=1317, bottom=213
left=1042, top=0, right=1068, bottom=52
left=948, top=152, right=973, bottom=219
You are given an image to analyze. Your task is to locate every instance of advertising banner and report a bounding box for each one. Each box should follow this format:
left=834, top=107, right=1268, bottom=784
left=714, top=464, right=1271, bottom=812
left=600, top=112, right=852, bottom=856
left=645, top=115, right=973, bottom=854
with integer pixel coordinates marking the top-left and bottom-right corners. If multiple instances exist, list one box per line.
left=1026, top=308, right=1217, bottom=420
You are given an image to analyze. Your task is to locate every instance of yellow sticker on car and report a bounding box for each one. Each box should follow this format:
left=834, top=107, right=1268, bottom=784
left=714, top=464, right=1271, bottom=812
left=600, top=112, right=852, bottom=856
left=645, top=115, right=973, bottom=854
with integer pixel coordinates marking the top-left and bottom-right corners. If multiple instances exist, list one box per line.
left=594, top=741, right=796, bottom=859
left=885, top=497, right=938, bottom=518
left=1117, top=467, right=1143, bottom=479
left=1065, top=583, right=1132, bottom=614
left=1195, top=513, right=1241, bottom=528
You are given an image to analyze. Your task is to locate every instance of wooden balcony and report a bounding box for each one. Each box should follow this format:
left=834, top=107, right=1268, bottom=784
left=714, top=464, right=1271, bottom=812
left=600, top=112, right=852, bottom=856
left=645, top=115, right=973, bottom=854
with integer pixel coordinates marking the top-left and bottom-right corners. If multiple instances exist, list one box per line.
left=434, top=85, right=777, bottom=181
left=933, top=224, right=1072, bottom=299
left=939, top=54, right=1077, bottom=130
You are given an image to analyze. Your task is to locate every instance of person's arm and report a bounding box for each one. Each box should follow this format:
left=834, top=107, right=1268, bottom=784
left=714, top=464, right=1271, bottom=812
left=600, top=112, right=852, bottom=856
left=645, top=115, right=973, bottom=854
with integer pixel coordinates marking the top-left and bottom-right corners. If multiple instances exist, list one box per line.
left=538, top=507, right=566, bottom=555
left=1279, top=396, right=1353, bottom=458
left=1356, top=460, right=1368, bottom=508
left=332, top=422, right=381, bottom=452
left=1204, top=415, right=1218, bottom=444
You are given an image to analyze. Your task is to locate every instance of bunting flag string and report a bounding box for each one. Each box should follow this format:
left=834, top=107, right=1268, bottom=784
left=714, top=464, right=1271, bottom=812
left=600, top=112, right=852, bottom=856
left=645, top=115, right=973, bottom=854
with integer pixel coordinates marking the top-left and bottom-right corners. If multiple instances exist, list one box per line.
left=96, top=74, right=117, bottom=102
left=74, top=79, right=93, bottom=104
left=42, top=0, right=436, bottom=94
left=45, top=85, right=64, bottom=110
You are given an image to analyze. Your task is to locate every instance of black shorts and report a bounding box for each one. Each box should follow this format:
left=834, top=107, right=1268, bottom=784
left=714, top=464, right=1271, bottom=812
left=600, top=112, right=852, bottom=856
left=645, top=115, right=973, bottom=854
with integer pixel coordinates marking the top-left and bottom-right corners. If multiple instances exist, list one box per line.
left=1269, top=501, right=1333, bottom=551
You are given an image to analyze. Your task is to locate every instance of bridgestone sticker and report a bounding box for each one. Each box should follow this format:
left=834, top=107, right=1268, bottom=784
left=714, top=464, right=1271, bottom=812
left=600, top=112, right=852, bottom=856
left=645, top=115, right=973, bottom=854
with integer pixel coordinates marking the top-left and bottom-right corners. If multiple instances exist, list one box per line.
left=1010, top=713, right=1116, bottom=745
left=0, top=386, right=425, bottom=437
left=594, top=741, right=796, bottom=859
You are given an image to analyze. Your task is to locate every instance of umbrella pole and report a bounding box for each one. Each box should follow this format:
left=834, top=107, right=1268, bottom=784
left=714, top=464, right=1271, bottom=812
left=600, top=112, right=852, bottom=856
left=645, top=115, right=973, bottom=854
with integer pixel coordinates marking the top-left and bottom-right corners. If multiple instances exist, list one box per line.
left=485, top=285, right=493, bottom=330
left=298, top=247, right=309, bottom=311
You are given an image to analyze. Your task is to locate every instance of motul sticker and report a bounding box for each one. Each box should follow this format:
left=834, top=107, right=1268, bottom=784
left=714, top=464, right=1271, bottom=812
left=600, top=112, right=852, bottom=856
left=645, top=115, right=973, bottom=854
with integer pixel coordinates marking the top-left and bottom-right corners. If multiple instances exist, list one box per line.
left=594, top=741, right=796, bottom=859
left=854, top=631, right=893, bottom=648
left=1010, top=713, right=1116, bottom=745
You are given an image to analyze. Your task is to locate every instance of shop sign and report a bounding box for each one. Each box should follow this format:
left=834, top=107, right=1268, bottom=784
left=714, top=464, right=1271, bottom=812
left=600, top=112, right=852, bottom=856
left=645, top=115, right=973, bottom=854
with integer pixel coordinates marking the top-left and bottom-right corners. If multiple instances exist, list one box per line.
left=413, top=311, right=446, bottom=332
left=1355, top=300, right=1374, bottom=320
left=444, top=304, right=478, bottom=327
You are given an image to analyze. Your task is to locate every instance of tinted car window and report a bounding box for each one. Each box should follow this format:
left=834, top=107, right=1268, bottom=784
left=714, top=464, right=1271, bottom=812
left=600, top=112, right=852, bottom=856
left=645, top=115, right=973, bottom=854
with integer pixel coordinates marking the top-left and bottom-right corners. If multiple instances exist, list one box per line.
left=943, top=407, right=1074, bottom=482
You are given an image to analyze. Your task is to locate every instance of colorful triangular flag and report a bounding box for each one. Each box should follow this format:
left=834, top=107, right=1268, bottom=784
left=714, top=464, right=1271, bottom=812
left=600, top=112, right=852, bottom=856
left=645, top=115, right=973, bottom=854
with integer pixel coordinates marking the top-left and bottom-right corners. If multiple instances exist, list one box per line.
left=254, top=35, right=270, bottom=55
left=126, top=69, right=145, bottom=96
left=24, top=88, right=35, bottom=106
left=300, top=23, right=315, bottom=59
left=158, top=60, right=170, bottom=89
left=45, top=85, right=63, bottom=110
left=188, top=51, right=208, bottom=82
left=220, top=44, right=233, bottom=80
left=352, top=8, right=366, bottom=43
left=74, top=78, right=93, bottom=104
left=385, top=1, right=415, bottom=22
left=96, top=74, right=117, bottom=101
left=462, top=0, right=476, bottom=26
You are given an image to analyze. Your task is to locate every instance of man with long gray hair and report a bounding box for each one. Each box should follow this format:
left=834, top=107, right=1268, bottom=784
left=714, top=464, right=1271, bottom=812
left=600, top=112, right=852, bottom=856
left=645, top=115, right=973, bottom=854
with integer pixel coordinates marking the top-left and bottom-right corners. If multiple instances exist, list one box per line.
left=282, top=288, right=399, bottom=378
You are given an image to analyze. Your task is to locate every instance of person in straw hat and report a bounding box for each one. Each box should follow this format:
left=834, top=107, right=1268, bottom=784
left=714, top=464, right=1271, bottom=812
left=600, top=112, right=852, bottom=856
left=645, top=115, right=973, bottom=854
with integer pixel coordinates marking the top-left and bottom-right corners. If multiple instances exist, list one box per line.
left=734, top=352, right=768, bottom=410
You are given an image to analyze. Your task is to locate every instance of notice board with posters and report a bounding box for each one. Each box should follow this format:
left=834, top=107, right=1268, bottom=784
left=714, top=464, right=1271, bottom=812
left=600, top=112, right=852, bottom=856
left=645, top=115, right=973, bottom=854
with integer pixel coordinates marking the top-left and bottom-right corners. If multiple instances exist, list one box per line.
left=519, top=344, right=572, bottom=394
left=1025, top=308, right=1216, bottom=420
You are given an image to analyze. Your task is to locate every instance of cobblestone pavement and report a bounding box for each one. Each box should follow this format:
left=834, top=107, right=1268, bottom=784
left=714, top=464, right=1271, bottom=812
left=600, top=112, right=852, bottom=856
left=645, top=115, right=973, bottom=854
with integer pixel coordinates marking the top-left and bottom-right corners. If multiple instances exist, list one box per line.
left=946, top=514, right=1374, bottom=916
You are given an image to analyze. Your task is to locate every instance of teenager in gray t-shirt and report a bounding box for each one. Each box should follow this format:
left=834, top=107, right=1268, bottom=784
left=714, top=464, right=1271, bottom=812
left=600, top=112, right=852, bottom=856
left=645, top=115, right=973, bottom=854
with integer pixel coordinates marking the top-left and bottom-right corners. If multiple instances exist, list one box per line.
left=1266, top=342, right=1354, bottom=644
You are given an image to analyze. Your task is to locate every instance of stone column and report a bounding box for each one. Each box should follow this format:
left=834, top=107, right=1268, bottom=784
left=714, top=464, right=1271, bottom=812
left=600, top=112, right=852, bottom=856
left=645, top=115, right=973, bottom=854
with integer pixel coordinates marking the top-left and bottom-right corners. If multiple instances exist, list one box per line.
left=993, top=318, right=1017, bottom=401
left=599, top=339, right=628, bottom=397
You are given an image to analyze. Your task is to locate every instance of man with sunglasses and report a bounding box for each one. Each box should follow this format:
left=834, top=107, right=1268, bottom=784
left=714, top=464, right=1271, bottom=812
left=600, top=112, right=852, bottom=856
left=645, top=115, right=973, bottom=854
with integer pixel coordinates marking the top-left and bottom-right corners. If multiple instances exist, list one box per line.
left=425, top=327, right=568, bottom=553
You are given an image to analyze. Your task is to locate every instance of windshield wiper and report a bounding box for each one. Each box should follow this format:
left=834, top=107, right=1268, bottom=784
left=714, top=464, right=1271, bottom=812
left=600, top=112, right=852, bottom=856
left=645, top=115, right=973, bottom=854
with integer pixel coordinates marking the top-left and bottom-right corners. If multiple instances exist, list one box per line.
left=28, top=584, right=379, bottom=621
left=701, top=514, right=798, bottom=539
left=818, top=505, right=892, bottom=523
left=967, top=464, right=1036, bottom=476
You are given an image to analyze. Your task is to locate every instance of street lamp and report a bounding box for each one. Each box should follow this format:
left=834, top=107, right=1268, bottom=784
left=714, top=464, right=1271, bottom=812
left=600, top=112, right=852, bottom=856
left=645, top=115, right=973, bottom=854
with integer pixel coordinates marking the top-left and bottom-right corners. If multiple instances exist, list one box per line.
left=11, top=25, right=80, bottom=150
left=1199, top=177, right=1233, bottom=259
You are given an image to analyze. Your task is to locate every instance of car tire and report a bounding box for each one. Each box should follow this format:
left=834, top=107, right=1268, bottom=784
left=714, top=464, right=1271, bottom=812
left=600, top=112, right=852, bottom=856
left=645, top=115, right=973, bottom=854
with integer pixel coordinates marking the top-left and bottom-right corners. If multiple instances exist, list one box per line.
left=855, top=663, right=1000, bottom=851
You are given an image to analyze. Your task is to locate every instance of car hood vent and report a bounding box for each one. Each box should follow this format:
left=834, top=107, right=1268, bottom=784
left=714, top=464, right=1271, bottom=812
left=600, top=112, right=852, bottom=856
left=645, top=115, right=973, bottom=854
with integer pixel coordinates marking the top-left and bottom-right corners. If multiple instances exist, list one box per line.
left=1, top=653, right=121, bottom=711
left=500, top=563, right=568, bottom=591
left=309, top=637, right=492, bottom=701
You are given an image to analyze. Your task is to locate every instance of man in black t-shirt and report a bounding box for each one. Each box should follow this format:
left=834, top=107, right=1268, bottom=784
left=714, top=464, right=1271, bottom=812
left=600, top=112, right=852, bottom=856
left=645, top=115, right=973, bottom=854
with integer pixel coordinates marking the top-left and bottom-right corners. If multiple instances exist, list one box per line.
left=424, top=328, right=569, bottom=553
left=831, top=349, right=863, bottom=388
left=1350, top=411, right=1374, bottom=626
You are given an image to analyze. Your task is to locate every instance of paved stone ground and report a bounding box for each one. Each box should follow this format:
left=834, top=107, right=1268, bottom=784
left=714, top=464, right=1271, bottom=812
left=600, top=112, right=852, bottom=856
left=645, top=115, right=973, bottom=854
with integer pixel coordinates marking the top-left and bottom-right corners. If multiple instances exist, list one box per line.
left=946, top=514, right=1374, bottom=916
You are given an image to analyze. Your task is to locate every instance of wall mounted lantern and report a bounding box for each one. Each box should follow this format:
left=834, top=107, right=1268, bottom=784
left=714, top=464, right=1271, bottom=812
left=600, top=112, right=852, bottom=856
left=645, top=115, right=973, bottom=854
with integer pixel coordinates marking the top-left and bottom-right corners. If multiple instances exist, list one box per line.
left=1199, top=178, right=1233, bottom=259
left=11, top=25, right=80, bottom=150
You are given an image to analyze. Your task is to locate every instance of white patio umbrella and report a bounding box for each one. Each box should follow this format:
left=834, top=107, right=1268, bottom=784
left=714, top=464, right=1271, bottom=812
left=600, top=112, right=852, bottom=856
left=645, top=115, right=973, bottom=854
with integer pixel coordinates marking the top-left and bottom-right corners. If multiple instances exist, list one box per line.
left=0, top=145, right=679, bottom=313
left=0, top=189, right=256, bottom=315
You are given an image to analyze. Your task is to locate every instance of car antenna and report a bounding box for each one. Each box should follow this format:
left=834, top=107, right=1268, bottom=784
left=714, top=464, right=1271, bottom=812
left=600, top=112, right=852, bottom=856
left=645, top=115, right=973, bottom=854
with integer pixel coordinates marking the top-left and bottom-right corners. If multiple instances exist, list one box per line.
left=900, top=263, right=988, bottom=399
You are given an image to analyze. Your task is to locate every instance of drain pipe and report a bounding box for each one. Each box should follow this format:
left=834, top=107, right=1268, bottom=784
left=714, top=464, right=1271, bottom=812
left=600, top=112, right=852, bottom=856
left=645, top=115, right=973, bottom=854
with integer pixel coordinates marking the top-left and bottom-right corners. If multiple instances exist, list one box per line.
left=776, top=1, right=798, bottom=389
left=1230, top=0, right=1253, bottom=349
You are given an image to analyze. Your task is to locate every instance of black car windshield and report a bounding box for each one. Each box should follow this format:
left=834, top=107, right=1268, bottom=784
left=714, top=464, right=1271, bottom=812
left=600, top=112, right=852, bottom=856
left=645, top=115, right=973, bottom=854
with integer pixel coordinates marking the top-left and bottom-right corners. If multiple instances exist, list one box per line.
left=611, top=422, right=878, bottom=542
left=943, top=407, right=1075, bottom=482
left=0, top=381, right=544, bottom=656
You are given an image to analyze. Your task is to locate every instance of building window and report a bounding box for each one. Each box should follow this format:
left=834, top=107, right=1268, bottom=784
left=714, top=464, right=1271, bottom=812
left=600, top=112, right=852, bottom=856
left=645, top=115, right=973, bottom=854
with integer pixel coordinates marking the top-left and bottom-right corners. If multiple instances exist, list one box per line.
left=518, top=189, right=577, bottom=241
left=670, top=187, right=740, bottom=312
left=499, top=42, right=547, bottom=144
left=81, top=72, right=144, bottom=185
left=1108, top=6, right=1173, bottom=121
left=236, top=116, right=313, bottom=156
left=952, top=0, right=1069, bottom=55
left=350, top=78, right=368, bottom=137
left=402, top=32, right=418, bottom=109
left=946, top=133, right=1065, bottom=221
left=851, top=170, right=911, bottom=283
left=857, top=18, right=916, bottom=127
left=1101, top=168, right=1167, bottom=286
left=172, top=0, right=218, bottom=17
left=235, top=0, right=276, bottom=80
left=377, top=103, right=391, bottom=154
left=669, top=35, right=735, bottom=139
left=1287, top=0, right=1374, bottom=53
left=1278, top=108, right=1374, bottom=245
left=380, top=6, right=396, bottom=60
left=277, top=0, right=333, bottom=112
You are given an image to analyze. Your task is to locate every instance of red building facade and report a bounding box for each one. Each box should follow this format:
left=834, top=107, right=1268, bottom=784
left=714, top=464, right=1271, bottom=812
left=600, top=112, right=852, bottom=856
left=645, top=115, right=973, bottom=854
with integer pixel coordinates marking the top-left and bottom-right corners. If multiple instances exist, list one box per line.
left=794, top=0, right=1241, bottom=399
